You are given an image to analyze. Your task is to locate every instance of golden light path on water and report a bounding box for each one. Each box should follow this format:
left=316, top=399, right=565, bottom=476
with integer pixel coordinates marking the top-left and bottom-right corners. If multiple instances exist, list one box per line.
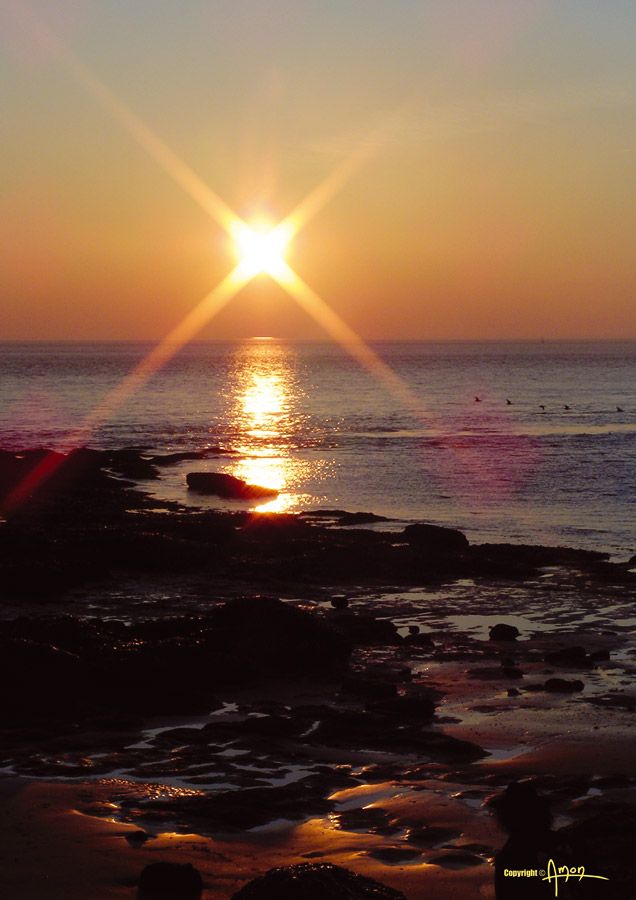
left=223, top=343, right=315, bottom=514
left=4, top=2, right=428, bottom=514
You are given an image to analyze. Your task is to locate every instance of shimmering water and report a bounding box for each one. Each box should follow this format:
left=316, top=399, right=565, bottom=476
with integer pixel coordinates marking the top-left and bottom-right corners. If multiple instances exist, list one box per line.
left=1, top=340, right=635, bottom=556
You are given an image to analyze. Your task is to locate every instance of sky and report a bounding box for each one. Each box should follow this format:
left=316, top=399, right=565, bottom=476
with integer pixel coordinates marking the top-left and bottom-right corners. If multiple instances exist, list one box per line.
left=1, top=0, right=635, bottom=341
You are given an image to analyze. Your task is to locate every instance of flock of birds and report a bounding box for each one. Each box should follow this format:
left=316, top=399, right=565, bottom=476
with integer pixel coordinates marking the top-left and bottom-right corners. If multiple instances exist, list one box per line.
left=473, top=397, right=624, bottom=412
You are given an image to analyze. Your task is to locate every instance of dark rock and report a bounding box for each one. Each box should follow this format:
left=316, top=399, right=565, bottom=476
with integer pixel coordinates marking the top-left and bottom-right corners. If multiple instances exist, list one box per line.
left=405, top=825, right=460, bottom=846
left=298, top=509, right=389, bottom=526
left=331, top=613, right=400, bottom=646
left=340, top=677, right=398, bottom=700
left=241, top=513, right=308, bottom=539
left=364, top=695, right=435, bottom=723
left=137, top=780, right=335, bottom=832
left=0, top=447, right=127, bottom=518
left=559, top=806, right=636, bottom=898
left=466, top=542, right=611, bottom=580
left=151, top=449, right=231, bottom=465
left=230, top=862, right=408, bottom=899
left=138, top=861, right=203, bottom=898
left=367, top=847, right=421, bottom=863
left=336, top=511, right=389, bottom=526
left=592, top=774, right=632, bottom=789
left=126, top=830, right=150, bottom=847
left=489, top=623, right=520, bottom=641
left=405, top=631, right=434, bottom=647
left=467, top=666, right=523, bottom=680
left=331, top=596, right=349, bottom=610
left=589, top=648, right=611, bottom=662
left=332, top=806, right=393, bottom=833
left=107, top=448, right=160, bottom=480
left=207, top=595, right=351, bottom=679
left=0, top=598, right=351, bottom=724
left=311, top=709, right=487, bottom=761
left=544, top=678, right=585, bottom=693
left=186, top=471, right=278, bottom=499
left=586, top=694, right=635, bottom=711
left=427, top=852, right=484, bottom=869
left=404, top=523, right=469, bottom=554
left=544, top=646, right=592, bottom=668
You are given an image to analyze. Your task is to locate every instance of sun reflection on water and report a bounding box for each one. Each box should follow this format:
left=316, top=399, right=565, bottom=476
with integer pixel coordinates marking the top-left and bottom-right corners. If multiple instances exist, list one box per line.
left=240, top=373, right=286, bottom=438
left=224, top=340, right=314, bottom=512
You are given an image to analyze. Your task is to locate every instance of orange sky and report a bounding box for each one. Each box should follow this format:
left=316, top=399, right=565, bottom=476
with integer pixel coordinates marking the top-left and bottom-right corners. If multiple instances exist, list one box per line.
left=1, top=0, right=635, bottom=341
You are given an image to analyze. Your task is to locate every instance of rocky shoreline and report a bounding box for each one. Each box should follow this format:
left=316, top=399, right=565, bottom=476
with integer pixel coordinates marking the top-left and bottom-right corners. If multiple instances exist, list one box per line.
left=1, top=446, right=635, bottom=898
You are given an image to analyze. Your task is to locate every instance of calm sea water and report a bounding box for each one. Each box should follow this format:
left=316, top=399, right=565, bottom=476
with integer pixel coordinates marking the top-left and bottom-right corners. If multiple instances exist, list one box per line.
left=1, top=340, right=635, bottom=557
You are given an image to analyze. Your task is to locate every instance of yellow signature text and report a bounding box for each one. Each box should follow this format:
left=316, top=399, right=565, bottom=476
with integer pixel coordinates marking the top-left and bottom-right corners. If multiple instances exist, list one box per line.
left=543, top=859, right=609, bottom=897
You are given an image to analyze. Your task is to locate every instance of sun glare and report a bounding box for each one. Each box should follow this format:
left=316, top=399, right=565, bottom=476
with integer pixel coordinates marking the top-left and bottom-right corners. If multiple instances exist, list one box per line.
left=235, top=222, right=291, bottom=278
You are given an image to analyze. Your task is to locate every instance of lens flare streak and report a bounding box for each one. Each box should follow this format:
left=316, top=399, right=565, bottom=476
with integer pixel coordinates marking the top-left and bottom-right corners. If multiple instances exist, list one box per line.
left=5, top=2, right=426, bottom=515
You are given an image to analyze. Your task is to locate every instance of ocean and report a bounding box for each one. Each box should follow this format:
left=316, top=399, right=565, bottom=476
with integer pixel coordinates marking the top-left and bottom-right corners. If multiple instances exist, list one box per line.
left=1, top=339, right=635, bottom=557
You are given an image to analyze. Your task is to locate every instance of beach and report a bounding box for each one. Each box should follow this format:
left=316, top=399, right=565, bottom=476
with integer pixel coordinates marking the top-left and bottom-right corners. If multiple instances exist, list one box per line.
left=4, top=0, right=636, bottom=893
left=1, top=446, right=635, bottom=898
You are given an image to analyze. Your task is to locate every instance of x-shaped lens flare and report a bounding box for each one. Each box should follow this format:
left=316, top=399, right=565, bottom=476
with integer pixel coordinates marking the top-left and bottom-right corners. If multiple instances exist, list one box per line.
left=2, top=3, right=424, bottom=515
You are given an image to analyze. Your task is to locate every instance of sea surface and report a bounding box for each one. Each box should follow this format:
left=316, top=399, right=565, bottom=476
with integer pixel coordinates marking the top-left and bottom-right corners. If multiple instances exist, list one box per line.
left=1, top=340, right=635, bottom=557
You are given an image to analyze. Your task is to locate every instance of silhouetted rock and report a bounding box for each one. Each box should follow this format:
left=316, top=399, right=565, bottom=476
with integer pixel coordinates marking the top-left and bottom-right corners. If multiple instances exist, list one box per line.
left=186, top=471, right=277, bottom=498
left=468, top=542, right=610, bottom=580
left=340, top=677, right=399, bottom=700
left=0, top=598, right=351, bottom=724
left=364, top=695, right=435, bottom=722
left=230, top=862, right=408, bottom=899
left=331, top=595, right=349, bottom=610
left=405, top=629, right=435, bottom=648
left=331, top=612, right=401, bottom=646
left=336, top=511, right=390, bottom=525
left=468, top=666, right=523, bottom=680
left=404, top=523, right=469, bottom=554
left=406, top=825, right=460, bottom=845
left=489, top=623, right=520, bottom=641
left=126, top=830, right=150, bottom=848
left=368, top=847, right=421, bottom=863
left=150, top=448, right=231, bottom=465
left=544, top=678, right=585, bottom=693
left=332, top=806, right=393, bottom=833
left=138, top=861, right=203, bottom=898
left=544, top=646, right=592, bottom=668
left=560, top=806, right=636, bottom=899
left=107, top=448, right=160, bottom=480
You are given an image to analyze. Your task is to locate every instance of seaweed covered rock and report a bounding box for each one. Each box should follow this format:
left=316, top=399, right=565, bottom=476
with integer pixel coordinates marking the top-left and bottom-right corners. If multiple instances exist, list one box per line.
left=231, top=863, right=408, bottom=899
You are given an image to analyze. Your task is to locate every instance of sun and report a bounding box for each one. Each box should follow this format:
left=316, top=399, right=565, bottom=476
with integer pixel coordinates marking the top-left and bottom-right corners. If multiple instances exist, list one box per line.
left=234, top=220, right=292, bottom=278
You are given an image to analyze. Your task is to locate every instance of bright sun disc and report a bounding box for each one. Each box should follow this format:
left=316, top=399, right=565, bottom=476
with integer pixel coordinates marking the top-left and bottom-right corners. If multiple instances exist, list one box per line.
left=235, top=222, right=290, bottom=278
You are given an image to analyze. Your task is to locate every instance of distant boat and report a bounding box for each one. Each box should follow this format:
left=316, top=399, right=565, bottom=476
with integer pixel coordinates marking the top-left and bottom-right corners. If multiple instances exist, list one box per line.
left=564, top=405, right=570, bottom=410
left=617, top=406, right=623, bottom=412
left=474, top=396, right=481, bottom=402
left=506, top=399, right=512, bottom=405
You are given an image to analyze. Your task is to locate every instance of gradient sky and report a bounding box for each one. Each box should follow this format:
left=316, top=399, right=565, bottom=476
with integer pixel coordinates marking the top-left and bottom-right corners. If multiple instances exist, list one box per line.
left=1, top=0, right=635, bottom=341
